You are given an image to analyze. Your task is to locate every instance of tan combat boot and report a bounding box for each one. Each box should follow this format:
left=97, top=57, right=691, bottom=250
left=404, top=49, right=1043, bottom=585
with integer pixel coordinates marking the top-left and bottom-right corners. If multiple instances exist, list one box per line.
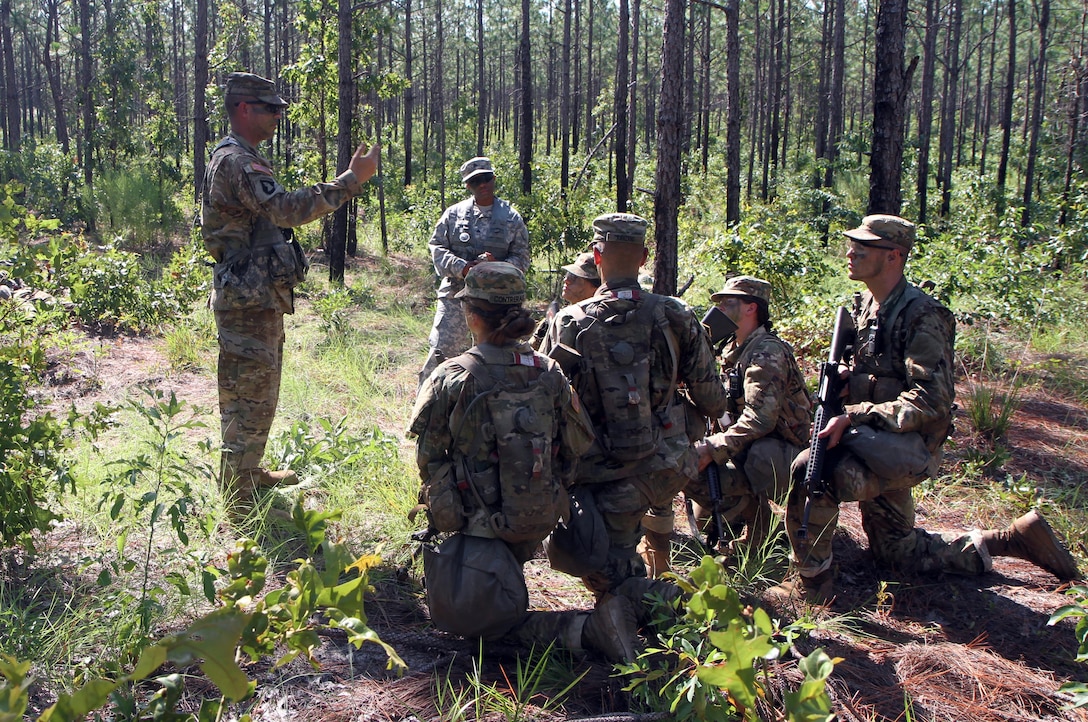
left=979, top=510, right=1080, bottom=581
left=582, top=594, right=640, bottom=663
left=638, top=530, right=672, bottom=578
left=243, top=468, right=299, bottom=488
left=764, top=568, right=835, bottom=607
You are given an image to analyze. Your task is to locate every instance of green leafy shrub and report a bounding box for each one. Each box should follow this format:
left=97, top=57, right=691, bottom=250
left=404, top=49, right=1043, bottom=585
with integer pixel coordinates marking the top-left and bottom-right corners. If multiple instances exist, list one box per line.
left=0, top=506, right=405, bottom=721
left=0, top=184, right=114, bottom=550
left=1047, top=585, right=1088, bottom=709
left=622, top=556, right=836, bottom=721
left=56, top=234, right=209, bottom=334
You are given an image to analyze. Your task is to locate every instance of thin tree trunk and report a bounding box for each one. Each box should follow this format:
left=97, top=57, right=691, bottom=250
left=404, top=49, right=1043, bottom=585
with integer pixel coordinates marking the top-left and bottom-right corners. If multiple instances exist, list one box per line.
left=725, top=0, right=741, bottom=224
left=1059, top=53, right=1086, bottom=227
left=330, top=0, right=353, bottom=283
left=614, top=0, right=630, bottom=210
left=43, top=0, right=69, bottom=153
left=653, top=0, right=685, bottom=296
left=1021, top=0, right=1049, bottom=227
left=561, top=0, right=572, bottom=196
left=938, top=0, right=964, bottom=217
left=996, top=0, right=1016, bottom=212
left=476, top=0, right=485, bottom=155
left=915, top=0, right=938, bottom=224
left=626, top=0, right=640, bottom=192
left=194, top=0, right=208, bottom=201
left=519, top=0, right=532, bottom=194
left=1, top=0, right=20, bottom=151
left=404, top=0, right=413, bottom=186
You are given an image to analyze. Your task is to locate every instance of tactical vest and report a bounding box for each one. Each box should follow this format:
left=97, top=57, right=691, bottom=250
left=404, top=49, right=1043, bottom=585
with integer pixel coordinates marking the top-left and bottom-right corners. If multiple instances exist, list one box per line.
left=848, top=284, right=956, bottom=446
left=206, top=137, right=287, bottom=262
left=724, top=329, right=811, bottom=449
left=446, top=348, right=567, bottom=546
left=447, top=198, right=512, bottom=262
left=563, top=289, right=681, bottom=462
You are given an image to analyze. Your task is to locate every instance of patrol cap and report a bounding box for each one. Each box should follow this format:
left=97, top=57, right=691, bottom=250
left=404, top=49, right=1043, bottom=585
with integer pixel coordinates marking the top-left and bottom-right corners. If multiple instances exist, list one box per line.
left=456, top=261, right=526, bottom=304
left=844, top=214, right=915, bottom=251
left=460, top=157, right=495, bottom=183
left=224, top=72, right=289, bottom=107
left=561, top=251, right=599, bottom=281
left=592, top=213, right=648, bottom=245
left=711, top=275, right=772, bottom=304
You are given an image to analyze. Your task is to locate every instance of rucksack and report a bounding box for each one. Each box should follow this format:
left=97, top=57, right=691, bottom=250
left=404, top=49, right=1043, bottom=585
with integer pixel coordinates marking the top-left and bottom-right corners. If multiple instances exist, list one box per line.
left=449, top=350, right=566, bottom=545
left=563, top=290, right=679, bottom=462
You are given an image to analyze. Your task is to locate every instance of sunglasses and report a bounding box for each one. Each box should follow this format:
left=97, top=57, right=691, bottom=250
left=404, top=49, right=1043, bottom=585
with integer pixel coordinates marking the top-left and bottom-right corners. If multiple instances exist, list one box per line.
left=241, top=100, right=284, bottom=115
left=468, top=173, right=495, bottom=186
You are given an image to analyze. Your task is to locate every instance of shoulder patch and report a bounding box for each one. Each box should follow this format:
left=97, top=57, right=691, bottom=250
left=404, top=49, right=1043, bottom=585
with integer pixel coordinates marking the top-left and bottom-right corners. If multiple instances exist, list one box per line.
left=249, top=162, right=274, bottom=175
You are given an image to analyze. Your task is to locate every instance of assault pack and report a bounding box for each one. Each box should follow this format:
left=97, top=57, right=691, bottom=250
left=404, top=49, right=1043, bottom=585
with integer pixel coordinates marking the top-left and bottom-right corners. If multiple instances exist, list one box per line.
left=433, top=349, right=567, bottom=545
left=555, top=289, right=679, bottom=463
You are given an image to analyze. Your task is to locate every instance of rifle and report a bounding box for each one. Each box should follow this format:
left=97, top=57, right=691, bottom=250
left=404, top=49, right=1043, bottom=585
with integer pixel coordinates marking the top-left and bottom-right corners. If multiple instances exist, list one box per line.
left=797, top=306, right=855, bottom=541
left=704, top=461, right=726, bottom=550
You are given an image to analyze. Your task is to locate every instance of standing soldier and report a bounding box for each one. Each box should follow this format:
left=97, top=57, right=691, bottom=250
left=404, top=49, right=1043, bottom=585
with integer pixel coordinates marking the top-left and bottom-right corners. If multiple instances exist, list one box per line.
left=418, top=157, right=531, bottom=386
left=201, top=71, right=380, bottom=512
left=778, top=215, right=1079, bottom=602
left=539, top=214, right=728, bottom=620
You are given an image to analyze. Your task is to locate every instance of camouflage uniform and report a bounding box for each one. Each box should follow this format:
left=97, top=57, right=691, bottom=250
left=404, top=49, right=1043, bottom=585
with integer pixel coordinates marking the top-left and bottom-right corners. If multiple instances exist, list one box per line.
left=691, top=322, right=811, bottom=540
left=538, top=215, right=728, bottom=600
left=785, top=221, right=977, bottom=578
left=202, top=72, right=366, bottom=489
left=410, top=263, right=638, bottom=660
left=419, top=157, right=531, bottom=384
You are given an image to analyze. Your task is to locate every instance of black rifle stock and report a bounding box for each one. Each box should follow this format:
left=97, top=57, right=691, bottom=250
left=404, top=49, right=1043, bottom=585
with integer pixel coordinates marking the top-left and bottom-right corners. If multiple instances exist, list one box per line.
left=797, top=306, right=855, bottom=541
left=704, top=461, right=726, bottom=549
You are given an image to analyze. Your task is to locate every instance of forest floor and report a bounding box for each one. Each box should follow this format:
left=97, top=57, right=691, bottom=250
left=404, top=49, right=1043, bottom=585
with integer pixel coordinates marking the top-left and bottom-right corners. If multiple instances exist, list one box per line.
left=15, top=248, right=1088, bottom=721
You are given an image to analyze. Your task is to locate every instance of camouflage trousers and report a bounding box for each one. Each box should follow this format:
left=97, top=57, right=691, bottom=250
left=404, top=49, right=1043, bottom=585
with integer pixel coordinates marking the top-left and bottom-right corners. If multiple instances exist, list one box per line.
left=418, top=296, right=472, bottom=386
left=580, top=466, right=691, bottom=599
left=215, top=308, right=285, bottom=487
left=681, top=436, right=800, bottom=537
left=785, top=442, right=986, bottom=578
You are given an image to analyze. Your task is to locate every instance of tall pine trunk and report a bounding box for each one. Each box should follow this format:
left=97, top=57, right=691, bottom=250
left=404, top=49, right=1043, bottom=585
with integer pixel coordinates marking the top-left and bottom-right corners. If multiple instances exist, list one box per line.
left=653, top=0, right=685, bottom=295
left=869, top=0, right=915, bottom=214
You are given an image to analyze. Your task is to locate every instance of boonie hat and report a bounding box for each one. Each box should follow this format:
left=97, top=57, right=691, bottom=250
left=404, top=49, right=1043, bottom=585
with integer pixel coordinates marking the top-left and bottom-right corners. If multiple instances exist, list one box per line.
left=592, top=213, right=647, bottom=244
left=456, top=261, right=526, bottom=304
left=844, top=214, right=915, bottom=252
left=711, top=275, right=772, bottom=304
left=460, top=157, right=495, bottom=183
left=561, top=251, right=599, bottom=281
left=224, top=72, right=289, bottom=107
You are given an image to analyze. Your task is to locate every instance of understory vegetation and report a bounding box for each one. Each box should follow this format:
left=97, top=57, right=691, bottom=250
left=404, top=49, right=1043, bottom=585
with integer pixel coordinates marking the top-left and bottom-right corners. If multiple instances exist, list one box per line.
left=1, top=150, right=1088, bottom=721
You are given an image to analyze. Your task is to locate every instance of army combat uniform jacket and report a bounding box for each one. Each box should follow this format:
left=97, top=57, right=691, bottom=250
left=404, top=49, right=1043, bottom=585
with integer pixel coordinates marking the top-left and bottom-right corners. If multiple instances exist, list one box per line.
left=705, top=325, right=811, bottom=464
left=202, top=131, right=365, bottom=313
left=409, top=341, right=595, bottom=544
left=428, top=197, right=531, bottom=299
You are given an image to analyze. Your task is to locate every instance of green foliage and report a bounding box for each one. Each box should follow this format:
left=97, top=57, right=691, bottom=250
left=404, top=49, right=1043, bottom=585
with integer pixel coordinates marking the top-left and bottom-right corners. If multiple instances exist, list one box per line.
left=55, top=234, right=209, bottom=334
left=94, top=388, right=216, bottom=644
left=0, top=144, right=83, bottom=222
left=0, top=502, right=405, bottom=721
left=1047, top=585, right=1088, bottom=709
left=96, top=161, right=184, bottom=246
left=0, top=186, right=114, bottom=550
left=268, top=416, right=398, bottom=480
left=622, top=556, right=835, bottom=721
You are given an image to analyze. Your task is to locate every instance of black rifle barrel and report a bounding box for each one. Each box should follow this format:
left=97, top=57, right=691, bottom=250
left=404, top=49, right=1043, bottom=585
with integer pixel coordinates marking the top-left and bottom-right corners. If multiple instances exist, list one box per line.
left=797, top=306, right=854, bottom=541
